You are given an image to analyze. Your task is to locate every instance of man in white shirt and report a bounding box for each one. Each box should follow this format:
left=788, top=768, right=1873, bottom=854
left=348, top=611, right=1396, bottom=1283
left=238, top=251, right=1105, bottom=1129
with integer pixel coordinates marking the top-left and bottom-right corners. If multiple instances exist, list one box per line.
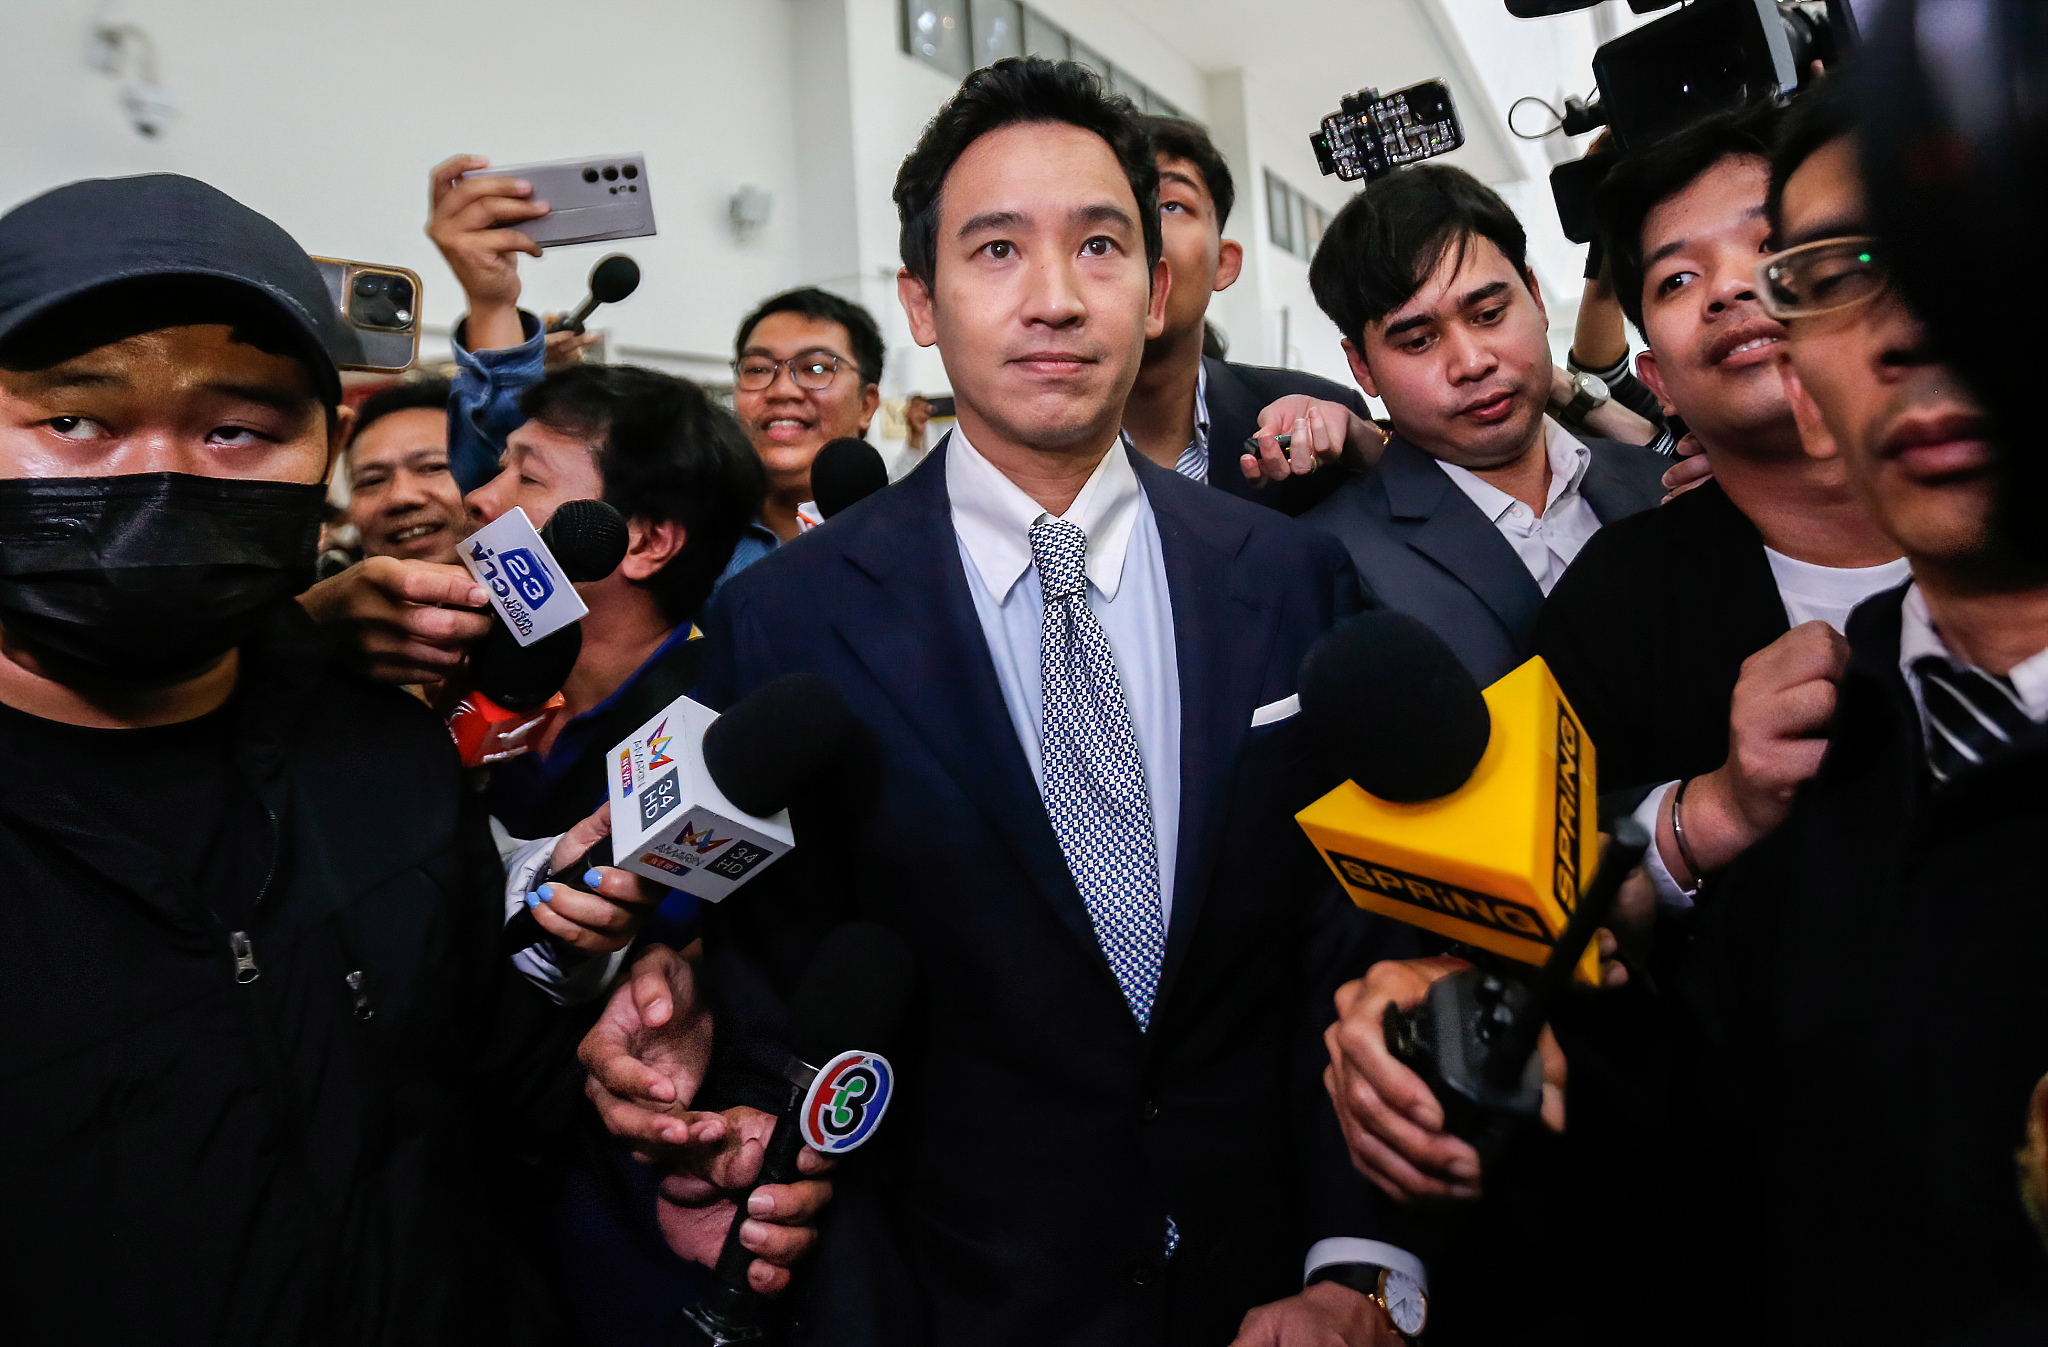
left=1300, top=163, right=1668, bottom=685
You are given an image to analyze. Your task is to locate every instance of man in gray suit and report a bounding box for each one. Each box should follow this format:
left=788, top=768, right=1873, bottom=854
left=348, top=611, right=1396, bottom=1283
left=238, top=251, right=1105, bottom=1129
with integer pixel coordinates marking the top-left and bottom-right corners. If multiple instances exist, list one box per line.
left=1302, top=164, right=1666, bottom=684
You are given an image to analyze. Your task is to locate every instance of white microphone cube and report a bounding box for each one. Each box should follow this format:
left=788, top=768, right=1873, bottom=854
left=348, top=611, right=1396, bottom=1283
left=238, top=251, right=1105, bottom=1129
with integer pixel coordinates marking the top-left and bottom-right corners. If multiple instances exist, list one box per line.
left=605, top=694, right=793, bottom=900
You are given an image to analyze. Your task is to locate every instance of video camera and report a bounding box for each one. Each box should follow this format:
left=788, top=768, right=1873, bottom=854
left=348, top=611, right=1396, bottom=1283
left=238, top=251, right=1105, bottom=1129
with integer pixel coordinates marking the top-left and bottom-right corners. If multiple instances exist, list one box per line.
left=1523, top=0, right=1860, bottom=243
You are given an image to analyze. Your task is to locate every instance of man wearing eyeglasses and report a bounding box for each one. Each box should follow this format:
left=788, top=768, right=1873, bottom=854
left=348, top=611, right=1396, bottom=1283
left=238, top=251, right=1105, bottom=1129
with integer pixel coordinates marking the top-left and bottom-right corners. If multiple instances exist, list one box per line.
left=723, top=288, right=886, bottom=578
left=1652, top=79, right=2048, bottom=1341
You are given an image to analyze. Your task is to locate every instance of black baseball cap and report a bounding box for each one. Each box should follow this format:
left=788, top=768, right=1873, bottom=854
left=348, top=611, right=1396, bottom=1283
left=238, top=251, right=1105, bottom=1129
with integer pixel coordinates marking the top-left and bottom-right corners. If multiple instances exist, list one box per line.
left=0, top=173, right=360, bottom=404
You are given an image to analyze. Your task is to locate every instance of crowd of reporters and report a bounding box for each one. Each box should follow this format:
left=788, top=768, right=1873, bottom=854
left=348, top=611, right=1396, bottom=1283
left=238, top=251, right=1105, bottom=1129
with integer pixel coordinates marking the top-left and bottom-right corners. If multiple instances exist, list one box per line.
left=0, top=36, right=2041, bottom=1347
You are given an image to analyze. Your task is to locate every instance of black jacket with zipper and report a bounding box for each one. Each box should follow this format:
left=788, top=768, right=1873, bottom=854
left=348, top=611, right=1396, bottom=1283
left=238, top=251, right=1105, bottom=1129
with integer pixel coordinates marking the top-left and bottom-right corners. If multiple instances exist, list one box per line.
left=0, top=603, right=578, bottom=1346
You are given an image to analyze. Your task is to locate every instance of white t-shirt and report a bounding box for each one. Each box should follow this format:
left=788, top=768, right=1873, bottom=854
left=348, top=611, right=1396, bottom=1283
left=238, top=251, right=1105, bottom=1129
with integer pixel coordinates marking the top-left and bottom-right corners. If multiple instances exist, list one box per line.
left=1763, top=547, right=1912, bottom=632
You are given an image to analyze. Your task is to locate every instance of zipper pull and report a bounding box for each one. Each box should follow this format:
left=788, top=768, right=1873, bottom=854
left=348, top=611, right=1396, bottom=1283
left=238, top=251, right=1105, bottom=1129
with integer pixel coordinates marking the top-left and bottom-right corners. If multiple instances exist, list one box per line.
left=229, top=930, right=261, bottom=984
left=345, top=970, right=374, bottom=1021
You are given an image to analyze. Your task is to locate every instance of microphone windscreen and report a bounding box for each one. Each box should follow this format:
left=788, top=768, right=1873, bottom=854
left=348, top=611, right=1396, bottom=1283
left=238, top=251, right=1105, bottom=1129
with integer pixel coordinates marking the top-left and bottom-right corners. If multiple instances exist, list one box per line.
left=701, top=672, right=861, bottom=816
left=470, top=619, right=582, bottom=712
left=810, top=437, right=889, bottom=519
left=589, top=253, right=641, bottom=304
left=789, top=921, right=916, bottom=1067
left=541, top=498, right=631, bottom=582
left=1298, top=610, right=1492, bottom=804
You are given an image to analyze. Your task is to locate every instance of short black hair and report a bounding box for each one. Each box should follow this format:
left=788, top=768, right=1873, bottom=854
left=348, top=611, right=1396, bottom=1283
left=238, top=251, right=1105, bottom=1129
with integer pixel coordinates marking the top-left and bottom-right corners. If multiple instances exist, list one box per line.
left=1767, top=77, right=1858, bottom=244
left=520, top=365, right=766, bottom=624
left=1308, top=164, right=1530, bottom=347
left=346, top=375, right=451, bottom=451
left=1145, top=115, right=1235, bottom=229
left=895, top=56, right=1162, bottom=291
left=1594, top=99, right=1788, bottom=335
left=733, top=287, right=885, bottom=386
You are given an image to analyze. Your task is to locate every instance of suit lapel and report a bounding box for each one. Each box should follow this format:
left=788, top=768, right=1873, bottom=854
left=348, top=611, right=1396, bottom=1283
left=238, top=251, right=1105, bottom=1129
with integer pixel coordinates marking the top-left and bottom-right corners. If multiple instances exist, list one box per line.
left=1199, top=356, right=1260, bottom=501
left=1135, top=453, right=1276, bottom=1010
left=1577, top=439, right=1662, bottom=523
left=1380, top=436, right=1544, bottom=639
left=830, top=439, right=1110, bottom=971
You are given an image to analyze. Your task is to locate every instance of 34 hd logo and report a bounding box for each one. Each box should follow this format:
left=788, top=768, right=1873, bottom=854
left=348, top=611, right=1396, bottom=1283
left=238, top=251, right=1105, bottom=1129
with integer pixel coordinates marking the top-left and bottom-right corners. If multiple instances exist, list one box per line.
left=800, top=1050, right=895, bottom=1154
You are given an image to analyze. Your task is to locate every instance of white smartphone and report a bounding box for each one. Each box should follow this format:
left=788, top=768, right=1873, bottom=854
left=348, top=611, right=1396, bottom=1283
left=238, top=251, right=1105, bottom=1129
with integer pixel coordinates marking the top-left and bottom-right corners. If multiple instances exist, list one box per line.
left=463, top=153, right=656, bottom=248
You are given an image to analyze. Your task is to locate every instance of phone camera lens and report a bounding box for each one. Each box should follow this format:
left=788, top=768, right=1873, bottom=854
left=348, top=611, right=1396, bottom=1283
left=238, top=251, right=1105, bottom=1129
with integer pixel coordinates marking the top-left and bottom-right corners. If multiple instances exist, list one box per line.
left=387, top=277, right=415, bottom=310
left=602, top=165, right=619, bottom=181
left=622, top=164, right=638, bottom=180
left=354, top=275, right=382, bottom=298
left=582, top=167, right=599, bottom=183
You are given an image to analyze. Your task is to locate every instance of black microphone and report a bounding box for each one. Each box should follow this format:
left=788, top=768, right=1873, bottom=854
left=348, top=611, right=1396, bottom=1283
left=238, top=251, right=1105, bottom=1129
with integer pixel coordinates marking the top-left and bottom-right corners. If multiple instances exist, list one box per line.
left=505, top=673, right=861, bottom=954
left=681, top=921, right=916, bottom=1346
left=464, top=499, right=629, bottom=712
left=1297, top=609, right=1492, bottom=803
left=809, top=437, right=888, bottom=519
left=547, top=253, right=641, bottom=334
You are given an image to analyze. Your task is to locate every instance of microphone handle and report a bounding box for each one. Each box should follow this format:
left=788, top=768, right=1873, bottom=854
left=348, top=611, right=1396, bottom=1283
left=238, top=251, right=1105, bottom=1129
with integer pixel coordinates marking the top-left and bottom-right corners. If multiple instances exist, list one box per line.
left=683, top=1078, right=809, bottom=1344
left=546, top=294, right=601, bottom=334
left=501, top=834, right=615, bottom=956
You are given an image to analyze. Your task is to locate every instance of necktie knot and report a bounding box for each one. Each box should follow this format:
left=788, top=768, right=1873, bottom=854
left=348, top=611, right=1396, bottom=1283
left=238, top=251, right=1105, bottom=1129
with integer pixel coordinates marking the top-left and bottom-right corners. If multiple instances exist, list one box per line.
left=1912, top=654, right=2035, bottom=782
left=1030, top=516, right=1089, bottom=602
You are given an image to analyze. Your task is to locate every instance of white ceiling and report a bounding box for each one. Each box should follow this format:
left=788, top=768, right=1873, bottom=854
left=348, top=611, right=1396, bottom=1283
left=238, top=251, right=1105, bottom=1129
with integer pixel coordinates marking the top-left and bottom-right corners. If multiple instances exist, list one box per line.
left=1094, top=0, right=1525, bottom=186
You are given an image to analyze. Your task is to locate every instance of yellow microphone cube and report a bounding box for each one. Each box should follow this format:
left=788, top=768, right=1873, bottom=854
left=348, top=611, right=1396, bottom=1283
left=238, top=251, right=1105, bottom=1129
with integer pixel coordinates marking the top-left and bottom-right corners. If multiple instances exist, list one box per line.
left=1295, top=656, right=1603, bottom=986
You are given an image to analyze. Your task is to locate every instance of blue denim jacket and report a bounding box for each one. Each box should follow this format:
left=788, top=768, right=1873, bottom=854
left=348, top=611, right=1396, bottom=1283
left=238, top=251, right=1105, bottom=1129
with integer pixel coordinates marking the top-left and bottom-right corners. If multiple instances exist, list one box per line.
left=447, top=309, right=545, bottom=494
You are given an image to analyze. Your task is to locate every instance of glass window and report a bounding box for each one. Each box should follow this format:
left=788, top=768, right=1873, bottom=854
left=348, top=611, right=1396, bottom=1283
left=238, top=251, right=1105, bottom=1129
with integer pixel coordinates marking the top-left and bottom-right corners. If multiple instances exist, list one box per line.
left=903, top=0, right=970, bottom=79
left=1266, top=171, right=1294, bottom=255
left=1151, top=93, right=1184, bottom=120
left=1022, top=9, right=1068, bottom=60
left=1305, top=201, right=1327, bottom=253
left=972, top=0, right=1023, bottom=69
left=1068, top=38, right=1110, bottom=83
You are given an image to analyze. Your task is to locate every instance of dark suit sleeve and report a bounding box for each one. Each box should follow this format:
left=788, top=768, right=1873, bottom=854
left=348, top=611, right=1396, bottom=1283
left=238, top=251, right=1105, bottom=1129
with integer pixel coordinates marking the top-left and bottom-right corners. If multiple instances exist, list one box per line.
left=1530, top=531, right=1663, bottom=793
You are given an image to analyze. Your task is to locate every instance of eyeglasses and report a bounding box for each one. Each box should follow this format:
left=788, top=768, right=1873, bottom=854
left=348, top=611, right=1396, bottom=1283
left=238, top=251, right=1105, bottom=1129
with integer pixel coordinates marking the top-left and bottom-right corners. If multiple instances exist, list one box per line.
left=1755, top=235, right=1890, bottom=321
left=732, top=350, right=850, bottom=392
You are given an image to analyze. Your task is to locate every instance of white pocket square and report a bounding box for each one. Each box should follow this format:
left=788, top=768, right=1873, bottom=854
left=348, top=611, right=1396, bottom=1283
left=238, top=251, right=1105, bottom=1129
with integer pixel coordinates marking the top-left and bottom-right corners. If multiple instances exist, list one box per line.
left=1250, top=693, right=1300, bottom=728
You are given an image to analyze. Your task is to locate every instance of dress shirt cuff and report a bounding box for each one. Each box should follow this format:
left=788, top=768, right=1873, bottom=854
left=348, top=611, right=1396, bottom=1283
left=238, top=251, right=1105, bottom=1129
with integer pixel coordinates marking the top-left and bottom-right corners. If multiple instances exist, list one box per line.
left=1303, top=1238, right=1427, bottom=1294
left=500, top=827, right=630, bottom=1005
left=1630, top=782, right=1700, bottom=910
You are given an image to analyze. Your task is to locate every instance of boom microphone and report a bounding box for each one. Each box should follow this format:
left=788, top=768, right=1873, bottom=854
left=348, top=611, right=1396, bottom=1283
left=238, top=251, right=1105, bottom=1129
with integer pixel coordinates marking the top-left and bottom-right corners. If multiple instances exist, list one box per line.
left=547, top=253, right=641, bottom=334
left=809, top=437, right=889, bottom=519
left=681, top=921, right=916, bottom=1346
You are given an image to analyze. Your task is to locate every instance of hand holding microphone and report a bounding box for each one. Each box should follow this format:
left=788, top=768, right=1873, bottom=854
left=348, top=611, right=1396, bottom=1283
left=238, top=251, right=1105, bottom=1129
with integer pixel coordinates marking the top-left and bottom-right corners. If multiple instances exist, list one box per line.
left=297, top=554, right=494, bottom=686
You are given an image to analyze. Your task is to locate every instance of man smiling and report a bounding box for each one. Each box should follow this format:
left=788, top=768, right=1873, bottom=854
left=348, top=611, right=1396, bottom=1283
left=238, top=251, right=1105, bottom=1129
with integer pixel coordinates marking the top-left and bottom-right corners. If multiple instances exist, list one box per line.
left=586, top=57, right=1408, bottom=1347
left=1303, top=165, right=1666, bottom=683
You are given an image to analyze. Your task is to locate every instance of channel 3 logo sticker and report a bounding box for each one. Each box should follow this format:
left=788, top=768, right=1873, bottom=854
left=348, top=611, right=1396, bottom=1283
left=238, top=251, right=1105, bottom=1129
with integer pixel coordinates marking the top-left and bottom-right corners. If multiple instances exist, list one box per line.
left=799, top=1050, right=895, bottom=1154
left=457, top=506, right=588, bottom=647
left=499, top=548, right=555, bottom=608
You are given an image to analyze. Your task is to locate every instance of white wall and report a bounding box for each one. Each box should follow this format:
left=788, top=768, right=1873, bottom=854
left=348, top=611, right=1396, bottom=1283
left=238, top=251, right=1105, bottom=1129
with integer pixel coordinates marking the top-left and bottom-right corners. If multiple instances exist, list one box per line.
left=2, top=0, right=808, bottom=380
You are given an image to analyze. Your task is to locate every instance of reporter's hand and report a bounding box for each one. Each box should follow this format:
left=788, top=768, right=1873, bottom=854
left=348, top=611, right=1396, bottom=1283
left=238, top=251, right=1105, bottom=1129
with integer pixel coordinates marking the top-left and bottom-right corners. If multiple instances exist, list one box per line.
left=1673, top=620, right=1849, bottom=880
left=580, top=942, right=726, bottom=1151
left=542, top=320, right=602, bottom=371
left=297, top=555, right=491, bottom=685
left=1661, top=432, right=1712, bottom=502
left=1231, top=1280, right=1399, bottom=1346
left=427, top=154, right=548, bottom=351
left=524, top=802, right=666, bottom=955
left=655, top=1104, right=838, bottom=1295
left=1324, top=956, right=1483, bottom=1201
left=1245, top=396, right=1385, bottom=484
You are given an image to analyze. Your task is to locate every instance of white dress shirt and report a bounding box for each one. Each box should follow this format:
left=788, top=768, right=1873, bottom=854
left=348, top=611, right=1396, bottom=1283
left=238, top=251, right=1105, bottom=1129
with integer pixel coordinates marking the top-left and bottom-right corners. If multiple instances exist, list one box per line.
left=1436, top=419, right=1602, bottom=596
left=946, top=427, right=1183, bottom=924
left=1897, top=581, right=2048, bottom=740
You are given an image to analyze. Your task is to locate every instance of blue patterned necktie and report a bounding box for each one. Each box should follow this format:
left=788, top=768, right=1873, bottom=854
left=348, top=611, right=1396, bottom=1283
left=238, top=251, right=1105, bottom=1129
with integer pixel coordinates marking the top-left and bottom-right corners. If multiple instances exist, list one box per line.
left=1029, top=515, right=1167, bottom=1030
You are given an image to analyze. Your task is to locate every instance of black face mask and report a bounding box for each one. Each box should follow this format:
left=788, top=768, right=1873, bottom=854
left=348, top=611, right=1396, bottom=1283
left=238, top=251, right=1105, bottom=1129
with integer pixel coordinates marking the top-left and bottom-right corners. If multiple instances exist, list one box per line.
left=0, top=472, right=327, bottom=686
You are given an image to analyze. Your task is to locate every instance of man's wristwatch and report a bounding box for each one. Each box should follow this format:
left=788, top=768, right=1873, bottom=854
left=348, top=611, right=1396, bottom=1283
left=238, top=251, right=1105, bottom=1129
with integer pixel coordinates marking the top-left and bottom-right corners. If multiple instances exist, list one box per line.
left=1307, top=1262, right=1428, bottom=1340
left=1553, top=369, right=1612, bottom=424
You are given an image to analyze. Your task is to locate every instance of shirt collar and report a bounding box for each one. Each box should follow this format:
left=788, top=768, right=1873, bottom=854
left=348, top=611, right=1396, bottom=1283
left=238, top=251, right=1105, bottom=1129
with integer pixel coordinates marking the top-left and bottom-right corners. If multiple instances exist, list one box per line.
left=1435, top=417, right=1592, bottom=522
left=946, top=424, right=1144, bottom=603
left=1898, top=582, right=2048, bottom=719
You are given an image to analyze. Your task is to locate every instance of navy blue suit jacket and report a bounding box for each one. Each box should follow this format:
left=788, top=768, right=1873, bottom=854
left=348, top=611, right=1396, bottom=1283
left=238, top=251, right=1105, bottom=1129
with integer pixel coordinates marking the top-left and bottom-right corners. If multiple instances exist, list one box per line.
left=693, top=442, right=1404, bottom=1346
left=1305, top=432, right=1668, bottom=685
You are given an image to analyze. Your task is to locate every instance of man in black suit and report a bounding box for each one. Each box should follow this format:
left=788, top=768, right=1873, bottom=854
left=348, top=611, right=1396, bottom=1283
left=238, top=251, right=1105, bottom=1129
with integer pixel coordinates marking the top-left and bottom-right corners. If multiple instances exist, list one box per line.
left=1300, top=165, right=1667, bottom=684
left=1121, top=116, right=1380, bottom=515
left=1665, top=85, right=2048, bottom=1341
left=593, top=58, right=1415, bottom=1346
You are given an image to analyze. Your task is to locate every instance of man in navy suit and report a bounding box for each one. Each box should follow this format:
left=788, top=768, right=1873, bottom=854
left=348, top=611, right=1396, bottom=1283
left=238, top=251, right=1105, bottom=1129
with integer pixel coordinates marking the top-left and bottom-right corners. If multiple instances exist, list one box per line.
left=622, top=57, right=1415, bottom=1347
left=1302, top=165, right=1666, bottom=685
